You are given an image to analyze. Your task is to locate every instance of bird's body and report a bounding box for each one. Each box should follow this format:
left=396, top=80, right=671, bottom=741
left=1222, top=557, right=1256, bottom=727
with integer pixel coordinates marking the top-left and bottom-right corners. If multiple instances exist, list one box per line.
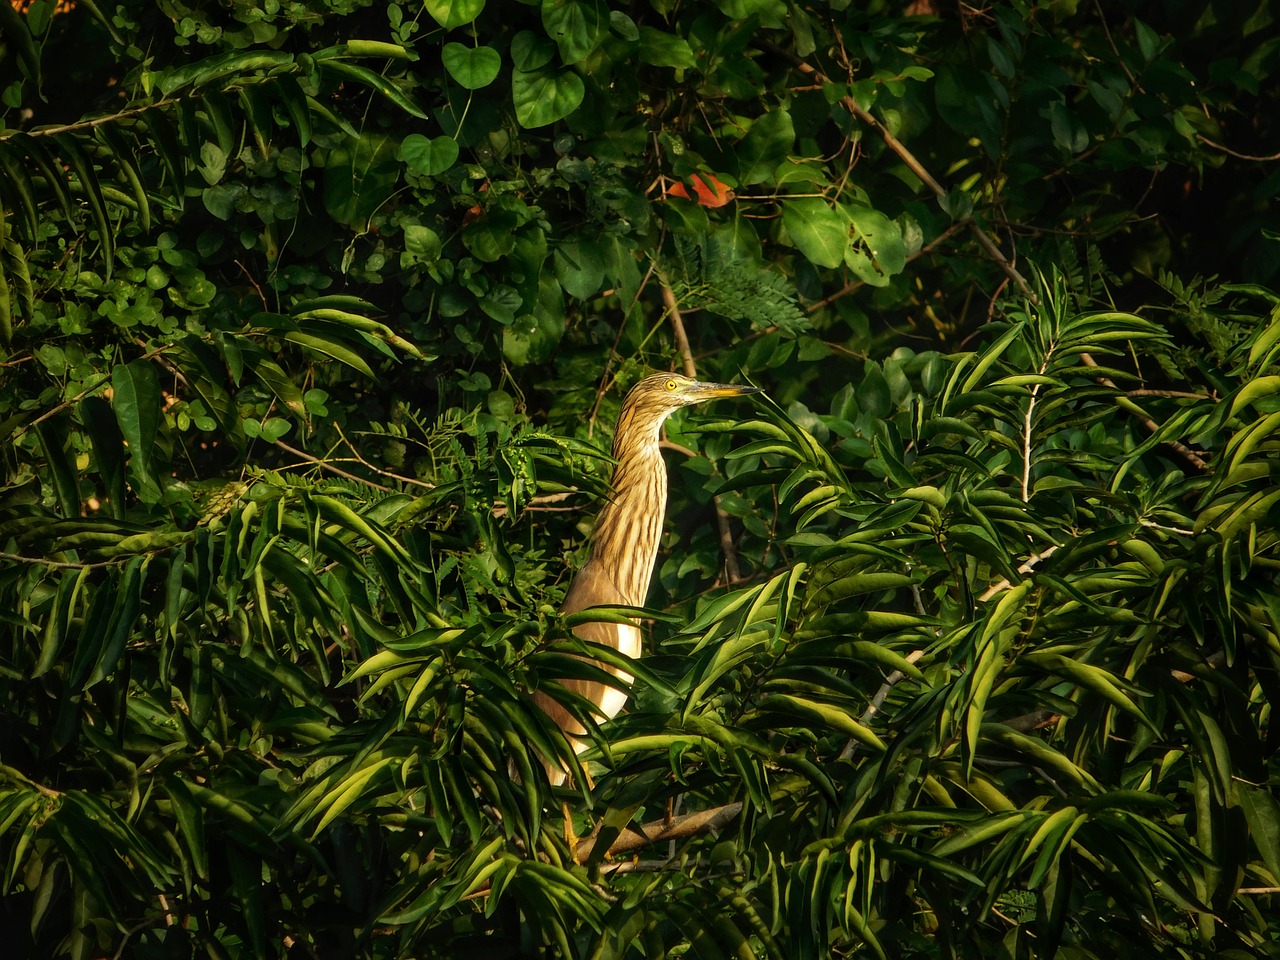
left=534, top=373, right=760, bottom=784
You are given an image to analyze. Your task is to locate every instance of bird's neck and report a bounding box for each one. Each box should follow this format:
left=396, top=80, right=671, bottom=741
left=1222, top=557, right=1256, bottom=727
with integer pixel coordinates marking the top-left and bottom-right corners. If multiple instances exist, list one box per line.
left=587, top=411, right=668, bottom=606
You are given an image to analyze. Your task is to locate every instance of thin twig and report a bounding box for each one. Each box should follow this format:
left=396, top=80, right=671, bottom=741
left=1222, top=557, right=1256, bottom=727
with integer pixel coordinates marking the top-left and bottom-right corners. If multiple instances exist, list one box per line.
left=978, top=545, right=1060, bottom=602
left=1021, top=383, right=1041, bottom=503
left=13, top=373, right=111, bottom=440
left=333, top=423, right=435, bottom=489
left=662, top=283, right=697, bottom=380
left=0, top=550, right=134, bottom=571
left=1127, top=389, right=1212, bottom=400
left=1080, top=353, right=1210, bottom=471
left=271, top=439, right=392, bottom=491
left=1196, top=136, right=1280, bottom=163
left=838, top=649, right=926, bottom=761
left=660, top=280, right=745, bottom=585
left=1, top=99, right=179, bottom=140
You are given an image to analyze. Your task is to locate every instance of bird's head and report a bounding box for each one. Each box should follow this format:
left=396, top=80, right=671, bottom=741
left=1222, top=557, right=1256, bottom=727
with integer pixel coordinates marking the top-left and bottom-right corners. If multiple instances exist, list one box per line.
left=626, top=372, right=762, bottom=415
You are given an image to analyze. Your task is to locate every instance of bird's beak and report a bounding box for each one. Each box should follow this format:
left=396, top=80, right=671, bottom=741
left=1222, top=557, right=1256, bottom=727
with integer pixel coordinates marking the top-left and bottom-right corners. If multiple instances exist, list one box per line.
left=687, top=381, right=763, bottom=399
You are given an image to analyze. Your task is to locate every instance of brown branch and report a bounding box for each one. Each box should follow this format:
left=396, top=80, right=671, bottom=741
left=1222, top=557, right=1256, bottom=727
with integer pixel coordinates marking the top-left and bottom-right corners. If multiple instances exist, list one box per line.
left=1080, top=353, right=1210, bottom=471
left=660, top=280, right=745, bottom=585
left=759, top=42, right=1033, bottom=300
left=588, top=260, right=659, bottom=439
left=332, top=423, right=434, bottom=490
left=1196, top=136, right=1280, bottom=163
left=978, top=545, right=1060, bottom=602
left=13, top=372, right=112, bottom=440
left=1127, top=389, right=1213, bottom=400
left=663, top=283, right=698, bottom=380
left=838, top=649, right=926, bottom=761
left=574, top=800, right=745, bottom=864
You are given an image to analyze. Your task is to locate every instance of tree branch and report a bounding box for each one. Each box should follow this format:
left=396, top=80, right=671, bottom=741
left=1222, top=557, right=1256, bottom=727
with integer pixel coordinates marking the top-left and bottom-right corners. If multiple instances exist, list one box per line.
left=1080, top=353, right=1210, bottom=471
left=574, top=800, right=745, bottom=864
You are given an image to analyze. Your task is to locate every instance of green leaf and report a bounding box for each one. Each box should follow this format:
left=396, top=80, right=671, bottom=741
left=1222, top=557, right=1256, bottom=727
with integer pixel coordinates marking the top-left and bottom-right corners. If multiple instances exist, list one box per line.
left=111, top=358, right=162, bottom=493
left=238, top=83, right=274, bottom=159
left=736, top=108, right=794, bottom=185
left=782, top=198, right=846, bottom=268
left=553, top=237, right=606, bottom=299
left=34, top=418, right=80, bottom=517
left=317, top=60, right=428, bottom=120
left=0, top=145, right=39, bottom=239
left=56, top=133, right=114, bottom=275
left=843, top=204, right=906, bottom=286
left=143, top=110, right=186, bottom=201
left=637, top=26, right=696, bottom=68
left=0, top=3, right=42, bottom=90
left=271, top=75, right=312, bottom=147
left=283, top=330, right=376, bottom=378
left=85, top=556, right=144, bottom=687
left=399, top=133, right=460, bottom=176
left=512, top=66, right=585, bottom=128
left=157, top=49, right=293, bottom=94
left=425, top=0, right=485, bottom=28
left=246, top=353, right=306, bottom=417
left=542, top=0, right=606, bottom=64
left=441, top=43, right=502, bottom=89
left=80, top=396, right=127, bottom=519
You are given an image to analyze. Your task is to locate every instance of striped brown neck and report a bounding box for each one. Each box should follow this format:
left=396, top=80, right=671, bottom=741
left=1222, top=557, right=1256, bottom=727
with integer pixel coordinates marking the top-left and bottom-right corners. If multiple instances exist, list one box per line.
left=586, top=397, right=671, bottom=605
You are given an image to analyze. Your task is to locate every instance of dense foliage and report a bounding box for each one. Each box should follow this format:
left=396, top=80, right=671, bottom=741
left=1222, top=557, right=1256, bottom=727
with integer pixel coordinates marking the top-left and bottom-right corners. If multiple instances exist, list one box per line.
left=2, top=0, right=1279, bottom=957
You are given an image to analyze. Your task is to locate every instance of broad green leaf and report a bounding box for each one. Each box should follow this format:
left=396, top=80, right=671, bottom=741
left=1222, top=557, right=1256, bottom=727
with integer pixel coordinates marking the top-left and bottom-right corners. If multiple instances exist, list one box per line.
left=317, top=60, right=428, bottom=119
left=424, top=0, right=485, bottom=28
left=637, top=26, right=697, bottom=68
left=111, top=358, right=161, bottom=492
left=736, top=108, right=794, bottom=185
left=441, top=43, right=502, bottom=89
left=542, top=0, right=606, bottom=64
left=512, top=66, right=585, bottom=128
left=399, top=133, right=460, bottom=177
left=553, top=237, right=605, bottom=299
left=782, top=198, right=846, bottom=268
left=157, top=49, right=293, bottom=94
left=843, top=204, right=906, bottom=286
left=56, top=133, right=114, bottom=275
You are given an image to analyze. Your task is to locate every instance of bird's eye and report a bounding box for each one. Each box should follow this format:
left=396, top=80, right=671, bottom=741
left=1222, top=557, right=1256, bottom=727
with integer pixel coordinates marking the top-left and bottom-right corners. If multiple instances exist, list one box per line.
left=665, top=379, right=677, bottom=391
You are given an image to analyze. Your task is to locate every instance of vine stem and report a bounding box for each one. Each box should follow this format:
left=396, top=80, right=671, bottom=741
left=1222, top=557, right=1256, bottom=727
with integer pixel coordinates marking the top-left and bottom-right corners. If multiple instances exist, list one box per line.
left=574, top=799, right=745, bottom=864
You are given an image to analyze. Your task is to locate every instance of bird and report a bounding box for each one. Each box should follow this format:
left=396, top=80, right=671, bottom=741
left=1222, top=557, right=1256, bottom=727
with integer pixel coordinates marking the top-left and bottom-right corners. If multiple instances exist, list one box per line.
left=533, top=372, right=761, bottom=785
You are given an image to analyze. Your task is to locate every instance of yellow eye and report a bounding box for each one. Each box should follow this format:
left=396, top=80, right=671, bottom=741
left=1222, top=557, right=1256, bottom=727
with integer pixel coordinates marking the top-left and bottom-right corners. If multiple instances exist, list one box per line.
left=665, top=379, right=677, bottom=391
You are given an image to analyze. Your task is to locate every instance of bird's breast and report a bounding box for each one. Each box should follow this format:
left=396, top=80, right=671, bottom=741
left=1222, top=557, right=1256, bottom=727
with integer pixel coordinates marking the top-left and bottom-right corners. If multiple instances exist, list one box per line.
left=597, top=622, right=640, bottom=720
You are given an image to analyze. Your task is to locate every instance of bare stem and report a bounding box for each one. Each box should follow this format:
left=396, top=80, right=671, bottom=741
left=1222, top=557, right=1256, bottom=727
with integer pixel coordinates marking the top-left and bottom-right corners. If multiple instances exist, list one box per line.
left=1021, top=382, right=1041, bottom=503
left=978, top=545, right=1060, bottom=602
left=660, top=279, right=745, bottom=584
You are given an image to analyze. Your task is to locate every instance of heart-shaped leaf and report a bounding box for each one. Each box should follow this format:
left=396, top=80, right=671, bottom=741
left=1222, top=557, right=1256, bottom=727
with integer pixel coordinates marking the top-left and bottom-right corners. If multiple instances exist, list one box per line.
left=442, top=43, right=501, bottom=90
